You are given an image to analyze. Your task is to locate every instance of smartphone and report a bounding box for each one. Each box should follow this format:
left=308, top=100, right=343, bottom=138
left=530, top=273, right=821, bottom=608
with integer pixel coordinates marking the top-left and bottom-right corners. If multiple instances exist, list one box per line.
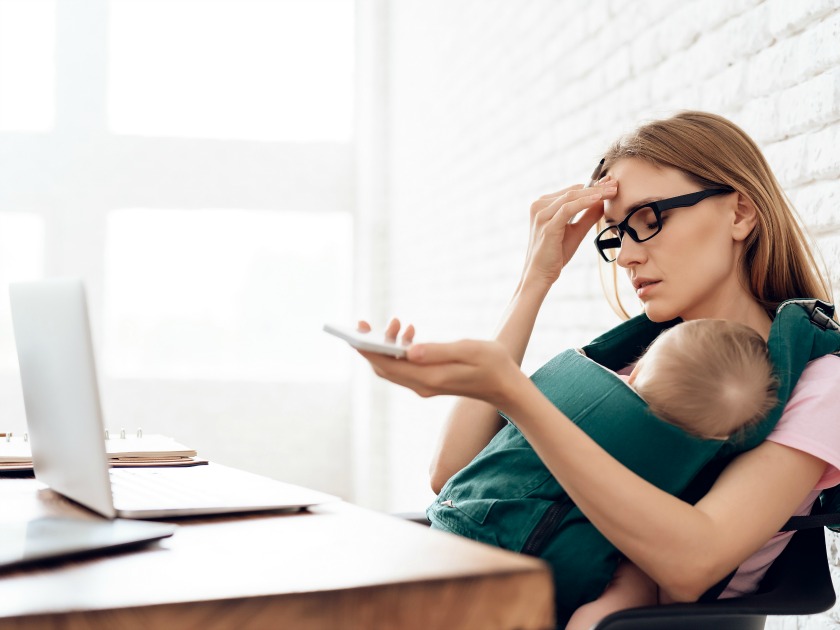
left=323, top=324, right=408, bottom=358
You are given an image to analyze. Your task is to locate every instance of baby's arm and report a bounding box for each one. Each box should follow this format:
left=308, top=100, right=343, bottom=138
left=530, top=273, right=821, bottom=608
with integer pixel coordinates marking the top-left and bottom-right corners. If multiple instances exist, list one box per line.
left=567, top=560, right=658, bottom=630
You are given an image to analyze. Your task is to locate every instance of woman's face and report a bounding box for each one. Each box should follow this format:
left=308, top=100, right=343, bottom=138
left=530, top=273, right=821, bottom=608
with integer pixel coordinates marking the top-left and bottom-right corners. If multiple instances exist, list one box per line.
left=603, top=158, right=743, bottom=322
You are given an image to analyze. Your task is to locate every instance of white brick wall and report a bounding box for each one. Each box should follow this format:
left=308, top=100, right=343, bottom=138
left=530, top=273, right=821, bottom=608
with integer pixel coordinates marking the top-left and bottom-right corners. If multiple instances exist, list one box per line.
left=364, top=1, right=840, bottom=627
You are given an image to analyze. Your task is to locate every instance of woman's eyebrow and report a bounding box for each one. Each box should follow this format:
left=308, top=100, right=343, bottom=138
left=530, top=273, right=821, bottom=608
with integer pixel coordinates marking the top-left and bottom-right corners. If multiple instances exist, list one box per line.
left=604, top=196, right=664, bottom=225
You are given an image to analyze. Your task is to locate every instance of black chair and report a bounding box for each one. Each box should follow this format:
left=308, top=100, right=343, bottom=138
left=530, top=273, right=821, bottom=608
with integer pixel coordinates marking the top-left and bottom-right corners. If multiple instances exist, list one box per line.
left=593, top=526, right=835, bottom=630
left=397, top=514, right=836, bottom=629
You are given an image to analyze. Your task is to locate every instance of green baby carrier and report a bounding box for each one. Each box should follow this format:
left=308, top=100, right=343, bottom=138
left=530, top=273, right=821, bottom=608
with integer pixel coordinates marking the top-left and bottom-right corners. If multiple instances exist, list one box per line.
left=427, top=299, right=840, bottom=627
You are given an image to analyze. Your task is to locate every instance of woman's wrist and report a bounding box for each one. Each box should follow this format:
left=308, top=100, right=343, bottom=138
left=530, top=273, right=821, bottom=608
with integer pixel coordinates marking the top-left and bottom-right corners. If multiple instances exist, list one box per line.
left=494, top=359, right=538, bottom=416
left=516, top=272, right=555, bottom=300
left=504, top=275, right=552, bottom=330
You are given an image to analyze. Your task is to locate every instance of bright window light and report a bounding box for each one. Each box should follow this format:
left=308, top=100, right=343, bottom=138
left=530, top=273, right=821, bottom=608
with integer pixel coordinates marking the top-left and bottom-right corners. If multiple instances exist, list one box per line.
left=107, top=0, right=355, bottom=142
left=103, top=208, right=353, bottom=381
left=0, top=0, right=56, bottom=132
left=0, top=213, right=45, bottom=370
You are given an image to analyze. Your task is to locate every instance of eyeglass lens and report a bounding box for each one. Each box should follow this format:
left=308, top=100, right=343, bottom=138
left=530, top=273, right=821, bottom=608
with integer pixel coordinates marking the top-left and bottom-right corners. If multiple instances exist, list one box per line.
left=599, top=206, right=661, bottom=261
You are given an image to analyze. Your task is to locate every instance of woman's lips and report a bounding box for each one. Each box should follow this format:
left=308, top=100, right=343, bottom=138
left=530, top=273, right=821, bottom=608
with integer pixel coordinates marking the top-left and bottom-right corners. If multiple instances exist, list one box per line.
left=636, top=280, right=661, bottom=298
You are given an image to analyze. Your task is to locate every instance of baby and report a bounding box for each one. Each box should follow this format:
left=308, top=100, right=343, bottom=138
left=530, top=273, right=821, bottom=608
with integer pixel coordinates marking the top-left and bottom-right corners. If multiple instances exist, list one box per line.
left=568, top=318, right=779, bottom=629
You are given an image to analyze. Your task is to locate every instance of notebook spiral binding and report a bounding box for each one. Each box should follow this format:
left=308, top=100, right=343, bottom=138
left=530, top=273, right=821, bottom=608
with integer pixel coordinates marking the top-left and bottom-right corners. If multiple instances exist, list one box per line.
left=104, top=427, right=144, bottom=440
left=1, top=432, right=28, bottom=443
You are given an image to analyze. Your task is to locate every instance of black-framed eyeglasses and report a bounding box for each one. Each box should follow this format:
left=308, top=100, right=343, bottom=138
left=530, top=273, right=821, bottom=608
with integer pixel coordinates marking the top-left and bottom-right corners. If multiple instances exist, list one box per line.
left=594, top=187, right=735, bottom=263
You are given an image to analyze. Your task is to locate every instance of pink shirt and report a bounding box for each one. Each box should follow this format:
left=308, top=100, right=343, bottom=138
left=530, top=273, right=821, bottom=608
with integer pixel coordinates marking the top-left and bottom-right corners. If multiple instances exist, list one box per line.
left=720, top=354, right=840, bottom=598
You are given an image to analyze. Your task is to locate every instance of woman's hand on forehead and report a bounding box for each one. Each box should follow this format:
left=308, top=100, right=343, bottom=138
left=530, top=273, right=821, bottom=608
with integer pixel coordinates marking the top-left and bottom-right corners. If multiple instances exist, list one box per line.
left=522, top=178, right=618, bottom=287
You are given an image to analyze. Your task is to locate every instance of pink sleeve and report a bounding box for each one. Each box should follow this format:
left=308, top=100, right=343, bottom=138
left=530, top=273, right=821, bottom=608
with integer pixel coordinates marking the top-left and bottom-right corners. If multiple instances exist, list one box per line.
left=766, top=354, right=840, bottom=490
left=720, top=354, right=840, bottom=598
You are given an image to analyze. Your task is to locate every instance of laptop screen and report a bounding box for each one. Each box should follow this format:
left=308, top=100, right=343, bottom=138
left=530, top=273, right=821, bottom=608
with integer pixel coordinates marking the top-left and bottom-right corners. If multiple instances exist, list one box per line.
left=10, top=280, right=117, bottom=518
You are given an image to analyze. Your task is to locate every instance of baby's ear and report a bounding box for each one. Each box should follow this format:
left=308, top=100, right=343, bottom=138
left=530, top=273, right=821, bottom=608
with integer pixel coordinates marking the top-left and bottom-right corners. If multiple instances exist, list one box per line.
left=732, top=193, right=758, bottom=241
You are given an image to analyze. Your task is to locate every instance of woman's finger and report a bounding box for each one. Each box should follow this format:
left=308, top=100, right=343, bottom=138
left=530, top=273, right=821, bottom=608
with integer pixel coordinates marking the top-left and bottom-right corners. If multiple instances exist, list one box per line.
left=556, top=180, right=617, bottom=234
left=401, top=324, right=415, bottom=346
left=384, top=317, right=401, bottom=342
left=357, top=320, right=372, bottom=333
left=534, top=183, right=585, bottom=204
left=550, top=191, right=605, bottom=226
left=536, top=184, right=611, bottom=225
left=570, top=203, right=606, bottom=235
left=561, top=180, right=617, bottom=228
left=406, top=340, right=479, bottom=364
left=531, top=185, right=585, bottom=221
left=359, top=349, right=428, bottom=388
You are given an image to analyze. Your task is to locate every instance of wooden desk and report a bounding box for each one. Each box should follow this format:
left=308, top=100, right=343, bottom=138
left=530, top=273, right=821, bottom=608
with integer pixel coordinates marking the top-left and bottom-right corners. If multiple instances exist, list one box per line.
left=0, top=476, right=554, bottom=629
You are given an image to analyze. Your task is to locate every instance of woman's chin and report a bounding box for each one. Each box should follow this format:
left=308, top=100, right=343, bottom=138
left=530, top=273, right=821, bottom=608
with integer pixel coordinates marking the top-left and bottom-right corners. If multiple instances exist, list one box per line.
left=641, top=302, right=680, bottom=323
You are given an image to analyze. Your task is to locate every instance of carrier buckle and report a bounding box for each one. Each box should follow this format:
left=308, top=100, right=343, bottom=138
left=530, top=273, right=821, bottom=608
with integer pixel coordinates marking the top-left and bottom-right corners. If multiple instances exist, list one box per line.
left=781, top=299, right=839, bottom=331
left=805, top=299, right=838, bottom=331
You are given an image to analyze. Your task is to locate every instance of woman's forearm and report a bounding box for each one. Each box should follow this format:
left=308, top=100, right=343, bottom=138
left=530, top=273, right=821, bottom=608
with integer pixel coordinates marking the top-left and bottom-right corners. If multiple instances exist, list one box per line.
left=494, top=278, right=552, bottom=366
left=429, top=397, right=504, bottom=493
left=429, top=280, right=551, bottom=492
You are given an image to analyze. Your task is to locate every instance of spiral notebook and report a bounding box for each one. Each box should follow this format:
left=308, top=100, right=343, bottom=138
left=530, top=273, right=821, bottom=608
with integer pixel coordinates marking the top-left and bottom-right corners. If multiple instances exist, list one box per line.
left=0, top=430, right=205, bottom=471
left=8, top=279, right=337, bottom=519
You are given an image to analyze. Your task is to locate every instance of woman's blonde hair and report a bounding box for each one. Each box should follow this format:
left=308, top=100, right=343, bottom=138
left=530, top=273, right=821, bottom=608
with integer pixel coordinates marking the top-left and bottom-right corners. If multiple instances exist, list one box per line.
left=634, top=319, right=778, bottom=440
left=598, top=110, right=832, bottom=320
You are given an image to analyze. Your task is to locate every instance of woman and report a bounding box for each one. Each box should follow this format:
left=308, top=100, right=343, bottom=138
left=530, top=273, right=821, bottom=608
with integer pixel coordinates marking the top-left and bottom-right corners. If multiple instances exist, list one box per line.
left=357, top=111, right=840, bottom=616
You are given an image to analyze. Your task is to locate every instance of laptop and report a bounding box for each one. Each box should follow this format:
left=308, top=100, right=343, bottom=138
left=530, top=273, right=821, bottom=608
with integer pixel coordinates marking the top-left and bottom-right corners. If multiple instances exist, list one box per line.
left=9, top=279, right=338, bottom=519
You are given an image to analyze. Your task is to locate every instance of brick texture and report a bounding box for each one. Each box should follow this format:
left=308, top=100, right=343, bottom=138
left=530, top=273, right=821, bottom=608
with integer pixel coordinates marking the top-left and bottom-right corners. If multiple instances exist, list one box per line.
left=373, top=2, right=840, bottom=627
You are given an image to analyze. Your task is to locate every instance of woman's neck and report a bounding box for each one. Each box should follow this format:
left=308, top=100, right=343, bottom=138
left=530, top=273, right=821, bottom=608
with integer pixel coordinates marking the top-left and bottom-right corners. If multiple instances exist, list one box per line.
left=679, top=290, right=773, bottom=340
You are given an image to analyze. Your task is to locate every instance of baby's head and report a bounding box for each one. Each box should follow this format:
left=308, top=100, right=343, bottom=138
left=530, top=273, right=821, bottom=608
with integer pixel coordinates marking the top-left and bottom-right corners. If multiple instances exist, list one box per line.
left=629, top=319, right=779, bottom=440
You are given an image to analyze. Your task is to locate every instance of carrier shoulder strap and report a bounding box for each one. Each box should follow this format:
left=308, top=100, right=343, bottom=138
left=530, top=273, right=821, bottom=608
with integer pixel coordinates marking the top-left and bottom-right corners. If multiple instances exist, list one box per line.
left=698, top=300, right=840, bottom=600
left=695, top=300, right=840, bottom=530
left=724, top=299, right=840, bottom=454
left=742, top=300, right=840, bottom=532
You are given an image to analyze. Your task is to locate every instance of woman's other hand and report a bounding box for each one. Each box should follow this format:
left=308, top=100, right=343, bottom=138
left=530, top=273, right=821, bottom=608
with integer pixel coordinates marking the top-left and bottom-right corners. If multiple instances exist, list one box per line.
left=358, top=337, right=524, bottom=411
left=522, top=177, right=617, bottom=288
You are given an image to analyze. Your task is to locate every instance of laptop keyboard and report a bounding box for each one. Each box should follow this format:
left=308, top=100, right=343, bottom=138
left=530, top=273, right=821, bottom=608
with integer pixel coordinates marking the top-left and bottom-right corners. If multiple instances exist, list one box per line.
left=110, top=468, right=228, bottom=508
left=106, top=464, right=334, bottom=515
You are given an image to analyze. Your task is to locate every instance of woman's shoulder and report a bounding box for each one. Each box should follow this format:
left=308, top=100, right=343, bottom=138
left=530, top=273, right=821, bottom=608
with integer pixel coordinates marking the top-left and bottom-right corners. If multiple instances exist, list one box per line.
left=794, top=353, right=840, bottom=386
left=769, top=354, right=840, bottom=488
left=779, top=353, right=840, bottom=419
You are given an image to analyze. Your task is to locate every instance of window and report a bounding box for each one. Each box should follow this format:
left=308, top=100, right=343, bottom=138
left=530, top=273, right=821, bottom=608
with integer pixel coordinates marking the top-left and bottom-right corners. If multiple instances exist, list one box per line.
left=0, top=0, right=56, bottom=132
left=107, top=0, right=355, bottom=141
left=0, top=213, right=45, bottom=370
left=104, top=208, right=353, bottom=381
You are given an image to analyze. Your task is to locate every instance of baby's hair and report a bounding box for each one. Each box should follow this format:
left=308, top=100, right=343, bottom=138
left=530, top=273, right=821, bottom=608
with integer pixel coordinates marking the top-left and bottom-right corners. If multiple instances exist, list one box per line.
left=633, top=319, right=779, bottom=440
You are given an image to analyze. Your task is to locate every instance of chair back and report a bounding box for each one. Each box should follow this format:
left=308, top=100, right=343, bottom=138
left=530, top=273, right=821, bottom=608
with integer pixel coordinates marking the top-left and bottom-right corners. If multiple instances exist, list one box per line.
left=594, top=527, right=835, bottom=630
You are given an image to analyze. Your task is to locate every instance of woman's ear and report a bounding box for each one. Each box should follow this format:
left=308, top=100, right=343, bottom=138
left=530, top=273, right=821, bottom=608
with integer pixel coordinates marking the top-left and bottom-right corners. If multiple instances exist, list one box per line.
left=731, top=193, right=758, bottom=242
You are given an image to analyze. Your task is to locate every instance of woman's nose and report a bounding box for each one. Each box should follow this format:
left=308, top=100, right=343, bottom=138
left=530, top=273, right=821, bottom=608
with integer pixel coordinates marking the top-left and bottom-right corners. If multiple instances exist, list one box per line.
left=616, top=234, right=647, bottom=268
